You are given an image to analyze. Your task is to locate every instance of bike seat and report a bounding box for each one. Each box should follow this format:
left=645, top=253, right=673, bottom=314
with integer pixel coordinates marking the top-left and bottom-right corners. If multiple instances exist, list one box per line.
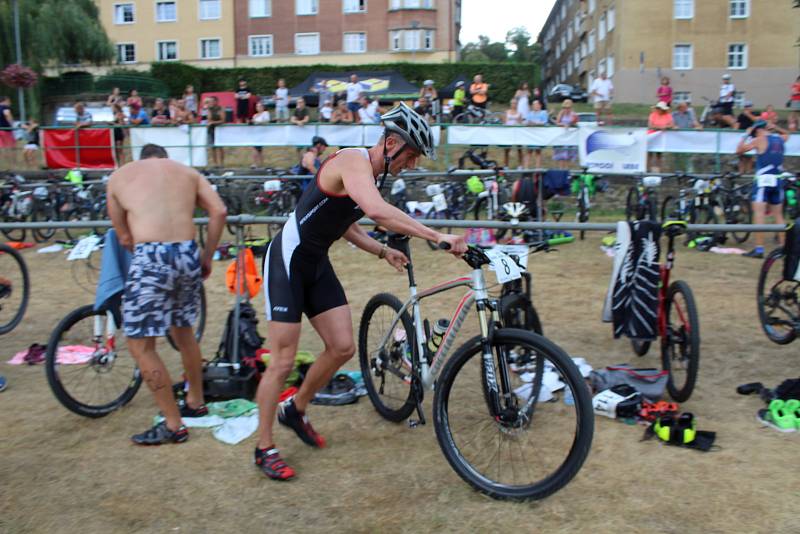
left=662, top=220, right=688, bottom=237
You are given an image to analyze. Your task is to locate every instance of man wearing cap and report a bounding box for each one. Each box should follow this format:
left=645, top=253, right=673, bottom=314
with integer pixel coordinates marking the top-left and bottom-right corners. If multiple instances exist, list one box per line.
left=719, top=74, right=736, bottom=124
left=737, top=120, right=791, bottom=258
left=735, top=101, right=759, bottom=173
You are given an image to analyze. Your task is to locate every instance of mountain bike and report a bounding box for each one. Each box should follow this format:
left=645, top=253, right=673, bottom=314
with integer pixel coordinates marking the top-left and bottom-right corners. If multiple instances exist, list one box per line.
left=630, top=221, right=700, bottom=402
left=625, top=175, right=661, bottom=222
left=711, top=173, right=752, bottom=244
left=571, top=171, right=605, bottom=240
left=757, top=246, right=800, bottom=345
left=0, top=242, right=30, bottom=335
left=1, top=176, right=33, bottom=242
left=45, top=279, right=207, bottom=418
left=358, top=235, right=593, bottom=500
left=453, top=104, right=504, bottom=125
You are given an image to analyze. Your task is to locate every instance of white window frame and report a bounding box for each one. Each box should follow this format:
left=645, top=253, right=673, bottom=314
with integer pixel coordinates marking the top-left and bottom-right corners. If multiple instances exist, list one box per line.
left=673, top=91, right=692, bottom=104
left=423, top=29, right=434, bottom=49
left=729, top=0, right=749, bottom=18
left=727, top=43, right=748, bottom=69
left=580, top=40, right=587, bottom=58
left=606, top=54, right=615, bottom=77
left=343, top=32, right=367, bottom=53
left=573, top=49, right=580, bottom=69
left=156, top=40, right=179, bottom=61
left=588, top=29, right=595, bottom=53
left=567, top=60, right=573, bottom=76
left=598, top=58, right=606, bottom=76
left=295, top=32, right=320, bottom=55
left=672, top=43, right=693, bottom=70
left=155, top=1, right=177, bottom=22
left=343, top=0, right=367, bottom=13
left=248, top=34, right=273, bottom=57
left=296, top=0, right=319, bottom=15
left=199, top=38, right=222, bottom=59
left=199, top=0, right=221, bottom=20
left=607, top=5, right=615, bottom=31
left=588, top=0, right=595, bottom=14
left=116, top=42, right=137, bottom=64
left=113, top=3, right=136, bottom=24
left=598, top=13, right=606, bottom=41
left=390, top=30, right=401, bottom=50
left=567, top=25, right=573, bottom=42
left=673, top=0, right=693, bottom=19
left=249, top=0, right=272, bottom=18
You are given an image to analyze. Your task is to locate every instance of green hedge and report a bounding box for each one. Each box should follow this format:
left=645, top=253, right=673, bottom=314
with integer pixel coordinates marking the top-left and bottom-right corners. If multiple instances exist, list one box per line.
left=149, top=62, right=538, bottom=104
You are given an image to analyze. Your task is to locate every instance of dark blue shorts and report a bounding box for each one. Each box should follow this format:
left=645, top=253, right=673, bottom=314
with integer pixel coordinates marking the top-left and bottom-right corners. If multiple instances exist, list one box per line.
left=751, top=180, right=784, bottom=205
left=122, top=240, right=201, bottom=338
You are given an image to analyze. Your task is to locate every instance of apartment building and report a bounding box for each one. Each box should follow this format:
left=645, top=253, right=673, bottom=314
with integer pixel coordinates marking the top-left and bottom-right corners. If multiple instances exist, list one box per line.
left=90, top=0, right=460, bottom=71
left=97, top=0, right=237, bottom=68
left=539, top=0, right=800, bottom=107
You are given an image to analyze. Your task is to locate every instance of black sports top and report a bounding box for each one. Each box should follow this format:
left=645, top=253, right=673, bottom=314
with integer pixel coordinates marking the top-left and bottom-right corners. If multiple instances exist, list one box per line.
left=289, top=148, right=374, bottom=256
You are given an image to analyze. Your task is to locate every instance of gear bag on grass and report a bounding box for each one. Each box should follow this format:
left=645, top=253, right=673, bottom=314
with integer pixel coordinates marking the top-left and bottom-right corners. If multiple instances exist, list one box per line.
left=590, top=364, right=668, bottom=402
left=216, top=302, right=265, bottom=363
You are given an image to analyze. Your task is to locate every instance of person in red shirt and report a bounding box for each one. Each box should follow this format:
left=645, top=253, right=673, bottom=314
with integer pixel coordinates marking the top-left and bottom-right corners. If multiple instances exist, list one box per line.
left=648, top=101, right=675, bottom=172
left=657, top=77, right=673, bottom=106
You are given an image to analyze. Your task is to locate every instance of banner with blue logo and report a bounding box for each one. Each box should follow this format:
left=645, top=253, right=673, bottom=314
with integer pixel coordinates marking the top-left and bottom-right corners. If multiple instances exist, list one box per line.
left=578, top=127, right=647, bottom=174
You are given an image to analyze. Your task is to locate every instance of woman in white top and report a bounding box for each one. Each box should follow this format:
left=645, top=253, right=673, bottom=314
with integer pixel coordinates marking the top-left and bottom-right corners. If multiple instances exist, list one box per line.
left=515, top=82, right=531, bottom=118
left=503, top=98, right=523, bottom=168
left=251, top=102, right=271, bottom=168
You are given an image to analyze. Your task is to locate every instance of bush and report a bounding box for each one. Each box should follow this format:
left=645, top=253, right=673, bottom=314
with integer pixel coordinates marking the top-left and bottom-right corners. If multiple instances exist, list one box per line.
left=149, top=62, right=538, bottom=104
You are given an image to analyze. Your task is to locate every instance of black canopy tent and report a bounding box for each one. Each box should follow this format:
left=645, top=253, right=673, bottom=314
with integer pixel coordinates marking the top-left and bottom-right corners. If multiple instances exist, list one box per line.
left=290, top=70, right=420, bottom=106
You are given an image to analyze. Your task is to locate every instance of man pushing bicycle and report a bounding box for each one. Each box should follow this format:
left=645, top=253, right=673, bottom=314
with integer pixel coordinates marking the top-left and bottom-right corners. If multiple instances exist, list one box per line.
left=255, top=103, right=467, bottom=480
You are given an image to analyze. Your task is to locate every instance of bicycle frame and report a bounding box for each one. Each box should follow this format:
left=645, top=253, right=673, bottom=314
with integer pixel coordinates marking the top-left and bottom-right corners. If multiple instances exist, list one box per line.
left=657, top=232, right=691, bottom=341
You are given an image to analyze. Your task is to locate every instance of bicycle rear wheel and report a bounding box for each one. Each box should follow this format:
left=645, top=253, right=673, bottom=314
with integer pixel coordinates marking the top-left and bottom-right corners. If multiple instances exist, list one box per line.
left=32, top=203, right=57, bottom=243
left=64, top=207, right=96, bottom=241
left=1, top=214, right=26, bottom=242
left=729, top=197, right=751, bottom=244
left=433, top=329, right=593, bottom=501
left=0, top=243, right=30, bottom=335
left=662, top=280, right=700, bottom=402
left=625, top=187, right=640, bottom=222
left=45, top=305, right=142, bottom=417
left=757, top=247, right=798, bottom=345
left=358, top=293, right=417, bottom=422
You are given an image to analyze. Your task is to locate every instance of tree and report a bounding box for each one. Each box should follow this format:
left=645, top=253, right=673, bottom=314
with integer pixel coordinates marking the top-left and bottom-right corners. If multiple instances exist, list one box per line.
left=506, top=27, right=536, bottom=63
left=461, top=35, right=510, bottom=62
left=0, top=0, right=113, bottom=71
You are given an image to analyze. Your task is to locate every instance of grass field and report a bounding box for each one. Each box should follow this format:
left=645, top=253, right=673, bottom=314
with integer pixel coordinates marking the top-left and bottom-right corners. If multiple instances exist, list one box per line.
left=1, top=228, right=798, bottom=533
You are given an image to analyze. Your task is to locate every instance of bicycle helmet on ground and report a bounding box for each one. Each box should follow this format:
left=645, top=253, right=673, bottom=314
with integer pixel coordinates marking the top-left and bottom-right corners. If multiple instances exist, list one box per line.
left=380, top=102, right=436, bottom=160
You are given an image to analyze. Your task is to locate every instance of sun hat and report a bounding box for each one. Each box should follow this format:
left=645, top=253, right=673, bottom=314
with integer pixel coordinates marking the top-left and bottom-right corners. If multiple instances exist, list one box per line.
left=655, top=101, right=670, bottom=111
left=722, top=73, right=731, bottom=80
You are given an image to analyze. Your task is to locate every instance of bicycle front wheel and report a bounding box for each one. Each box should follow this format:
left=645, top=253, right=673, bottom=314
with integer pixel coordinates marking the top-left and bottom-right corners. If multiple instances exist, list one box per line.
left=625, top=187, right=640, bottom=222
left=757, top=247, right=798, bottom=345
left=433, top=329, right=593, bottom=501
left=32, top=204, right=57, bottom=243
left=0, top=243, right=30, bottom=335
left=662, top=280, right=700, bottom=402
left=45, top=305, right=142, bottom=417
left=358, top=293, right=417, bottom=422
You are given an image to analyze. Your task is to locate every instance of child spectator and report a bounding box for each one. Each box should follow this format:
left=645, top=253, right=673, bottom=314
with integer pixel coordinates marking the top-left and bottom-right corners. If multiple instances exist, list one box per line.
left=657, top=77, right=672, bottom=106
left=515, top=82, right=531, bottom=118
left=760, top=104, right=778, bottom=127
left=22, top=117, right=39, bottom=168
left=319, top=100, right=334, bottom=122
left=183, top=85, right=197, bottom=115
left=235, top=79, right=252, bottom=123
left=274, top=79, right=290, bottom=122
left=127, top=89, right=142, bottom=109
left=112, top=104, right=127, bottom=165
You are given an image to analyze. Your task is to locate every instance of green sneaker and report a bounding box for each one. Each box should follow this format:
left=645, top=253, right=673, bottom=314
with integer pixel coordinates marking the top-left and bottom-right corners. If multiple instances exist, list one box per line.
left=757, top=399, right=797, bottom=433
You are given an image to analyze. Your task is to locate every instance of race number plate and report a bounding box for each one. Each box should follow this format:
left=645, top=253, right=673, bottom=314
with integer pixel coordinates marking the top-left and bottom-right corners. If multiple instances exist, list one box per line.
left=757, top=174, right=778, bottom=188
left=485, top=249, right=522, bottom=284
left=493, top=244, right=529, bottom=270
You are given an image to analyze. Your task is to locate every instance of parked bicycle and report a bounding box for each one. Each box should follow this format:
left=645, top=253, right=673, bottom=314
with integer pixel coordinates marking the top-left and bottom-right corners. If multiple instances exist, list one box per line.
left=1, top=175, right=34, bottom=242
left=757, top=245, right=800, bottom=345
left=0, top=242, right=30, bottom=335
left=711, top=173, right=752, bottom=244
left=630, top=221, right=700, bottom=402
left=358, top=234, right=593, bottom=500
left=571, top=170, right=605, bottom=240
left=452, top=104, right=504, bottom=125
left=625, top=175, right=662, bottom=222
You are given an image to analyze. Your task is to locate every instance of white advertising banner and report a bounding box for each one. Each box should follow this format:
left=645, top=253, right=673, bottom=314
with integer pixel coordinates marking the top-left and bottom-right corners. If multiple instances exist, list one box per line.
left=447, top=125, right=581, bottom=147
left=129, top=126, right=207, bottom=167
left=214, top=124, right=442, bottom=148
left=578, top=127, right=648, bottom=174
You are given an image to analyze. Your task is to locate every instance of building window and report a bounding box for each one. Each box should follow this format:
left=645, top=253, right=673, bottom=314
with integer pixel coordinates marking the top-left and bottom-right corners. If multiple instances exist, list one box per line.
left=296, top=0, right=318, bottom=15
left=249, top=0, right=271, bottom=17
left=343, top=32, right=367, bottom=53
left=573, top=49, right=580, bottom=69
left=200, top=38, right=221, bottom=59
left=344, top=0, right=366, bottom=12
left=567, top=61, right=573, bottom=76
left=248, top=35, right=273, bottom=56
left=157, top=40, right=178, bottom=60
left=567, top=25, right=573, bottom=42
left=116, top=43, right=136, bottom=63
left=199, top=0, right=221, bottom=20
left=598, top=58, right=606, bottom=76
left=673, top=43, right=693, bottom=69
left=727, top=43, right=747, bottom=69
left=295, top=32, right=320, bottom=54
left=156, top=2, right=176, bottom=22
left=114, top=3, right=135, bottom=24
left=607, top=5, right=615, bottom=31
left=389, top=29, right=433, bottom=51
left=674, top=0, right=693, bottom=19
left=607, top=54, right=615, bottom=77
left=588, top=0, right=595, bottom=14
left=734, top=91, right=746, bottom=107
left=574, top=14, right=580, bottom=34
left=730, top=0, right=749, bottom=18
left=390, top=0, right=433, bottom=7
left=673, top=91, right=692, bottom=104
left=561, top=65, right=566, bottom=80
left=423, top=29, right=434, bottom=49
left=580, top=40, right=587, bottom=58
left=588, top=29, right=595, bottom=53
left=390, top=30, right=401, bottom=50
left=598, top=14, right=606, bottom=40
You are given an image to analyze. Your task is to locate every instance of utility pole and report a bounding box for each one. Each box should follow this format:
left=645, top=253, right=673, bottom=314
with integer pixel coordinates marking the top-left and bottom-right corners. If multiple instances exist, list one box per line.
left=13, top=0, right=26, bottom=122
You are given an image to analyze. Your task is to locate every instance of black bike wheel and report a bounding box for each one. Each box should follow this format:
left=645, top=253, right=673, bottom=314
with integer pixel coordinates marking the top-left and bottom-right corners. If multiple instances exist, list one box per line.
left=473, top=196, right=488, bottom=221
left=32, top=204, right=57, bottom=243
left=625, top=187, right=640, bottom=222
left=166, top=284, right=207, bottom=351
left=0, top=243, right=30, bottom=335
left=433, top=329, right=593, bottom=501
left=689, top=204, right=718, bottom=243
left=45, top=305, right=142, bottom=417
left=631, top=340, right=651, bottom=356
left=662, top=280, right=700, bottom=402
left=358, top=292, right=417, bottom=422
left=64, top=207, right=95, bottom=241
left=661, top=195, right=689, bottom=223
left=576, top=189, right=588, bottom=240
left=730, top=198, right=752, bottom=244
left=500, top=292, right=543, bottom=335
left=1, top=215, right=26, bottom=242
left=757, top=247, right=798, bottom=345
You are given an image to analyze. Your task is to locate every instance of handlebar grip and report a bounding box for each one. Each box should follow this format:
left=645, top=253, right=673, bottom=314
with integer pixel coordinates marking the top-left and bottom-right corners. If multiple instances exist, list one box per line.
left=438, top=241, right=451, bottom=251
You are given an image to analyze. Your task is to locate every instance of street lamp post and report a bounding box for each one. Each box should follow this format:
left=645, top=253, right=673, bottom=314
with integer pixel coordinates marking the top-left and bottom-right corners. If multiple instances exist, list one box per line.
left=12, top=0, right=26, bottom=122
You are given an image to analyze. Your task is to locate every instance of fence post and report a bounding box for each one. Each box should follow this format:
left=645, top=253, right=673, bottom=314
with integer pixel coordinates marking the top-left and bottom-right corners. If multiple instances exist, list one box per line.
left=188, top=124, right=194, bottom=167
left=442, top=124, right=450, bottom=170
left=714, top=129, right=721, bottom=173
left=74, top=127, right=81, bottom=170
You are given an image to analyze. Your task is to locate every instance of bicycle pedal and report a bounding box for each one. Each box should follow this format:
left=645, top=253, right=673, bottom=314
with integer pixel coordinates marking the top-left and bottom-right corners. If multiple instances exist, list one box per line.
left=408, top=419, right=426, bottom=428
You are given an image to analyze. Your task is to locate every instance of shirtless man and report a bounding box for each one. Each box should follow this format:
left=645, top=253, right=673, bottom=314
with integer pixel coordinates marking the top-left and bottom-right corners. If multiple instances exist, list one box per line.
left=106, top=143, right=227, bottom=444
left=255, top=103, right=467, bottom=480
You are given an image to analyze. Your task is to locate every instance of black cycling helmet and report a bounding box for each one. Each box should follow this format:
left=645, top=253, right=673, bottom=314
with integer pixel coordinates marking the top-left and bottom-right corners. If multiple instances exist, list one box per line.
left=311, top=136, right=328, bottom=147
left=380, top=102, right=436, bottom=160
